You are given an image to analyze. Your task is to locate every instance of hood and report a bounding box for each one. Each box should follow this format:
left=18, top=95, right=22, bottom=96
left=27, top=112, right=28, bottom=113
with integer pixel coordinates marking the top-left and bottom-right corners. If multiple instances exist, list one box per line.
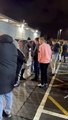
left=0, top=34, right=13, bottom=43
left=13, top=39, right=19, bottom=49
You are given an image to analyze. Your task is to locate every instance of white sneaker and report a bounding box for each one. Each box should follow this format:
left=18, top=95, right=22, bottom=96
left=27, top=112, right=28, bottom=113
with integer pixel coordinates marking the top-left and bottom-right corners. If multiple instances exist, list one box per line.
left=38, top=83, right=45, bottom=88
left=2, top=110, right=11, bottom=118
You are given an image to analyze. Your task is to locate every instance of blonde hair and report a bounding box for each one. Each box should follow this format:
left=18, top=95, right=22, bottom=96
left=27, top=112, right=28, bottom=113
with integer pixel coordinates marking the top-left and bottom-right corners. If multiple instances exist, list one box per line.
left=39, top=37, right=46, bottom=42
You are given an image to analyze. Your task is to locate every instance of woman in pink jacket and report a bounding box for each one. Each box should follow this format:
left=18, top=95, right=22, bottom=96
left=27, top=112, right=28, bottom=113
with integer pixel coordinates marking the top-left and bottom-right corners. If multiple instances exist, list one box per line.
left=38, top=37, right=52, bottom=88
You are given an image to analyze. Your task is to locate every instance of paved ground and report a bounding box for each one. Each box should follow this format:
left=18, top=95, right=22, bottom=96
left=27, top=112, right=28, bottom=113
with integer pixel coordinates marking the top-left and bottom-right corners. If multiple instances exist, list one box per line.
left=3, top=60, right=68, bottom=120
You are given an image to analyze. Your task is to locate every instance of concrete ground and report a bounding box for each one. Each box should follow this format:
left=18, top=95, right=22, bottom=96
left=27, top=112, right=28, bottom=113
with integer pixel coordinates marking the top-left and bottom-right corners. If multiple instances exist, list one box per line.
left=3, top=59, right=68, bottom=120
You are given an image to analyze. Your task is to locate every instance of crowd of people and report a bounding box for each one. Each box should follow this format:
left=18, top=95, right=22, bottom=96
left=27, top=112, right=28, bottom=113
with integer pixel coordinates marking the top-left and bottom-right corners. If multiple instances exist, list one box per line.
left=0, top=34, right=68, bottom=120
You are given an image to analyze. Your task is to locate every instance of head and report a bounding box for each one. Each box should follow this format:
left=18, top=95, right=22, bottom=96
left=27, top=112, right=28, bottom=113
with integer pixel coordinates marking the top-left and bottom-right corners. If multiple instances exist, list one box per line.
left=18, top=40, right=23, bottom=49
left=60, top=41, right=63, bottom=45
left=39, top=37, right=45, bottom=45
left=27, top=37, right=31, bottom=41
left=34, top=37, right=39, bottom=45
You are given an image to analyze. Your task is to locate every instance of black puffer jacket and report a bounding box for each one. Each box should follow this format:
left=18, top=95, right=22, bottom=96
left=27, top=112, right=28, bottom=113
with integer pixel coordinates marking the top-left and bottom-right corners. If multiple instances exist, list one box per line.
left=53, top=43, right=60, bottom=53
left=0, top=34, right=17, bottom=94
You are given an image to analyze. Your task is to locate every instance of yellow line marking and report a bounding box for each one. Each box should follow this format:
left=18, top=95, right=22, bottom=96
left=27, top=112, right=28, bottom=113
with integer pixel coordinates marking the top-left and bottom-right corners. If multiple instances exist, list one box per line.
left=33, top=63, right=61, bottom=120
left=55, top=78, right=68, bottom=85
left=48, top=96, right=68, bottom=116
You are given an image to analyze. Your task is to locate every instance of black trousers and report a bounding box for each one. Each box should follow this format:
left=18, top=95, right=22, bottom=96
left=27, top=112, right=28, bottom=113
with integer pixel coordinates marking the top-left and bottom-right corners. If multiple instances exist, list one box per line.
left=34, top=60, right=39, bottom=79
left=20, top=69, right=25, bottom=79
left=40, top=63, right=49, bottom=85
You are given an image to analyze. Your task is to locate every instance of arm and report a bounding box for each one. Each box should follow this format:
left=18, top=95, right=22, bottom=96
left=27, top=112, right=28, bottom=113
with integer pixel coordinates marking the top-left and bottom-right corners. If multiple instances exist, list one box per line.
left=38, top=46, right=42, bottom=63
left=17, top=49, right=27, bottom=64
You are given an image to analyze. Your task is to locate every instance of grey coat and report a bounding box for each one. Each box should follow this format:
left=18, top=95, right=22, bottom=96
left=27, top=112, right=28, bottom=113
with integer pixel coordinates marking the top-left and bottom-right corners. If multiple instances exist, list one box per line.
left=0, top=34, right=17, bottom=94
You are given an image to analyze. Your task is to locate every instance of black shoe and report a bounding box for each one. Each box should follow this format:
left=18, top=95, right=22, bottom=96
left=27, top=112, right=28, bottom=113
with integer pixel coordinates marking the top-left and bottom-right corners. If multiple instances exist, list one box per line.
left=52, top=73, right=55, bottom=76
left=2, top=110, right=11, bottom=118
left=59, top=60, right=61, bottom=62
left=38, top=83, right=48, bottom=88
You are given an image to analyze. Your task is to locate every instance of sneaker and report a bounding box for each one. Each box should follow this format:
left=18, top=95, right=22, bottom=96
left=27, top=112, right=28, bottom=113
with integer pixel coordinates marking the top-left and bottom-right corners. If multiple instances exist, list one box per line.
left=14, top=82, right=20, bottom=87
left=44, top=83, right=48, bottom=87
left=2, top=110, right=11, bottom=118
left=38, top=83, right=45, bottom=88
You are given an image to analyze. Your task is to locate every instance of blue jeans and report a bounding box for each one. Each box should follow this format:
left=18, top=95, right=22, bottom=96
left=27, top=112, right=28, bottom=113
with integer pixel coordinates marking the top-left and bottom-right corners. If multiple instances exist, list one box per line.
left=31, top=59, right=34, bottom=72
left=51, top=52, right=59, bottom=74
left=0, top=92, right=13, bottom=120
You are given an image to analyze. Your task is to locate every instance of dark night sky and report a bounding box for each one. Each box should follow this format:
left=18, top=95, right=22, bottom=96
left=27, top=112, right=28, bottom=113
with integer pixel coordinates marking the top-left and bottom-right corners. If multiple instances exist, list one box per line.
left=0, top=0, right=68, bottom=39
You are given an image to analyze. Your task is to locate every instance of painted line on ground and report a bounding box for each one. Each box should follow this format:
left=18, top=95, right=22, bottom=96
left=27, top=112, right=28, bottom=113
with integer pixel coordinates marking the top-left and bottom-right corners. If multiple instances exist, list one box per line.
left=55, top=78, right=64, bottom=83
left=48, top=96, right=68, bottom=115
left=55, top=78, right=68, bottom=85
left=57, top=73, right=68, bottom=75
left=52, top=84, right=64, bottom=87
left=53, top=78, right=68, bottom=86
left=59, top=70, right=68, bottom=72
left=33, top=63, right=61, bottom=120
left=43, top=110, right=68, bottom=119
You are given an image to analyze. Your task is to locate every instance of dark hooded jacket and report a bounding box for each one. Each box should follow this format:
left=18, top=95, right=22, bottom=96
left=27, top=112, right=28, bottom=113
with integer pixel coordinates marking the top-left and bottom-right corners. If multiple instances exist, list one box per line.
left=0, top=34, right=17, bottom=94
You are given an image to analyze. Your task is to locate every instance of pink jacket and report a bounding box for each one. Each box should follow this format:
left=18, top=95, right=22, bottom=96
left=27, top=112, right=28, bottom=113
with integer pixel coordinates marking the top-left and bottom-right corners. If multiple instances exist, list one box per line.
left=38, top=43, right=52, bottom=63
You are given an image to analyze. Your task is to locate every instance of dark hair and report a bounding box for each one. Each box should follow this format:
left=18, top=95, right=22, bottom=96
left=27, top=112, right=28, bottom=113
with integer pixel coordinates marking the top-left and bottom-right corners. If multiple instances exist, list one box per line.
left=35, top=37, right=39, bottom=42
left=27, top=37, right=31, bottom=41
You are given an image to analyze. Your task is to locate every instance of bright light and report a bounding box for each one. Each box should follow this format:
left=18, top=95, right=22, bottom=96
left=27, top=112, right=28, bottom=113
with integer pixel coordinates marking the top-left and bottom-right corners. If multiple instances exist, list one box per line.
left=60, top=29, right=62, bottom=33
left=22, top=24, right=25, bottom=28
left=18, top=26, right=23, bottom=33
left=34, top=32, right=38, bottom=38
left=1, top=19, right=9, bottom=22
left=36, top=30, right=38, bottom=33
left=18, top=23, right=25, bottom=32
left=25, top=27, right=29, bottom=30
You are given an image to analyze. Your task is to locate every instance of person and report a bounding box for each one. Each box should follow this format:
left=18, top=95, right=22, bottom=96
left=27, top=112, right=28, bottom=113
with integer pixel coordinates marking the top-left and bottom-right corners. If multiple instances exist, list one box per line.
left=38, top=37, right=52, bottom=88
left=31, top=41, right=35, bottom=73
left=51, top=41, right=60, bottom=75
left=27, top=37, right=31, bottom=41
left=18, top=40, right=27, bottom=80
left=14, top=49, right=26, bottom=87
left=0, top=34, right=18, bottom=120
left=62, top=41, right=68, bottom=63
left=59, top=41, right=63, bottom=62
left=31, top=38, right=39, bottom=81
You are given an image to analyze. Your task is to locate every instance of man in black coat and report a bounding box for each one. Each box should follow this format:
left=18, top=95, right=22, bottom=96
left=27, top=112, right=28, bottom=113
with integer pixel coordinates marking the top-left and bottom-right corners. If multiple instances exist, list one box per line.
left=14, top=49, right=26, bottom=87
left=62, top=42, right=68, bottom=62
left=0, top=34, right=18, bottom=120
left=31, top=38, right=39, bottom=81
